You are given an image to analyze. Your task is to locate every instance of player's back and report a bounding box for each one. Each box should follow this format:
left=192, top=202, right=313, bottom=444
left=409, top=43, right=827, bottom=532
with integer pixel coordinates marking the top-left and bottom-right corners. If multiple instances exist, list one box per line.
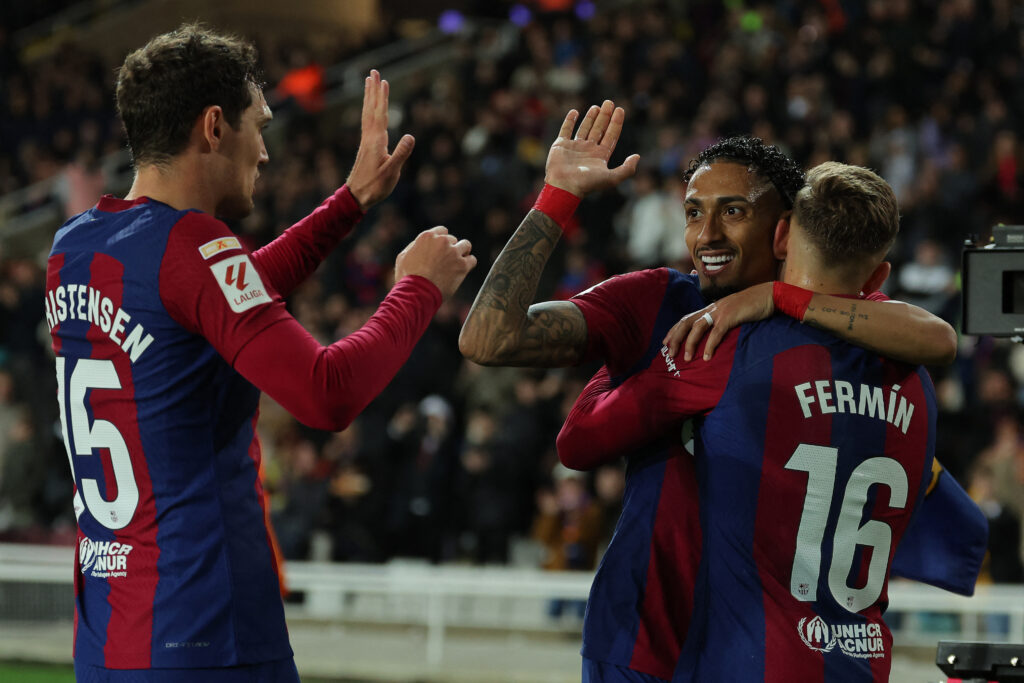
left=46, top=197, right=290, bottom=669
left=675, top=315, right=935, bottom=682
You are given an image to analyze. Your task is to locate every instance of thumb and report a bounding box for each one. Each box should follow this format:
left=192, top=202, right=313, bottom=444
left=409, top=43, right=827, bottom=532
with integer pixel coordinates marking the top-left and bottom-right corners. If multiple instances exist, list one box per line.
left=382, top=134, right=416, bottom=174
left=612, top=154, right=641, bottom=181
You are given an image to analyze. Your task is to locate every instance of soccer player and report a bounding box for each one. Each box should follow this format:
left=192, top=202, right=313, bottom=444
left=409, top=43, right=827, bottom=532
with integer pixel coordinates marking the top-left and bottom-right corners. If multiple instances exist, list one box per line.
left=459, top=103, right=982, bottom=682
left=47, top=25, right=475, bottom=682
left=557, top=162, right=935, bottom=681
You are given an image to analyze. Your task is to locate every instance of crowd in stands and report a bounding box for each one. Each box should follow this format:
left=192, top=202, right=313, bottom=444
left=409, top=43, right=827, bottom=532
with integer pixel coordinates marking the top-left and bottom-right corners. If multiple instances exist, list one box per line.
left=1, top=0, right=1023, bottom=586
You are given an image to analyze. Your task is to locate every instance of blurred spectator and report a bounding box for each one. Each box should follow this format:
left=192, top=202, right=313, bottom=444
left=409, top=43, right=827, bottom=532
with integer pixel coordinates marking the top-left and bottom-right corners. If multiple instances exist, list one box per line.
left=895, top=238, right=956, bottom=317
left=532, top=463, right=604, bottom=618
left=454, top=408, right=517, bottom=563
left=382, top=396, right=458, bottom=562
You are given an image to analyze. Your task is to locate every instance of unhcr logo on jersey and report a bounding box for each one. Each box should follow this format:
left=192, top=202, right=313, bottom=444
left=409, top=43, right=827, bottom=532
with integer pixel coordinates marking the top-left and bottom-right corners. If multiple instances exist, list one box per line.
left=797, top=616, right=886, bottom=659
left=79, top=538, right=133, bottom=578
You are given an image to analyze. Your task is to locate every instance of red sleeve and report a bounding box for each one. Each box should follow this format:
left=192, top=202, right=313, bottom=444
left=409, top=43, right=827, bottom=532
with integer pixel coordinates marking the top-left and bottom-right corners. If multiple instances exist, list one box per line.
left=250, top=184, right=364, bottom=297
left=557, top=332, right=736, bottom=470
left=160, top=212, right=442, bottom=431
left=233, top=275, right=440, bottom=431
left=570, top=268, right=669, bottom=373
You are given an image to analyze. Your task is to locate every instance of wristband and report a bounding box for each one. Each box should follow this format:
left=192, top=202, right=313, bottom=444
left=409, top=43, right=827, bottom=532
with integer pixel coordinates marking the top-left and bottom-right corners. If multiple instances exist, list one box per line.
left=533, top=184, right=581, bottom=228
left=773, top=281, right=814, bottom=321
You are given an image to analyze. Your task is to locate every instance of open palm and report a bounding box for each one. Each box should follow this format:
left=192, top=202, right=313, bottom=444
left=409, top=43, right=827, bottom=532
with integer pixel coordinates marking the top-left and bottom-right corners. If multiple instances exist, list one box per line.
left=545, top=100, right=640, bottom=197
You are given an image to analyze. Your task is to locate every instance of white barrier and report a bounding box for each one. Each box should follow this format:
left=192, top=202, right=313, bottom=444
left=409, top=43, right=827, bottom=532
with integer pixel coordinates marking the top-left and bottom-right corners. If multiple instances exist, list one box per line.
left=2, top=542, right=1020, bottom=666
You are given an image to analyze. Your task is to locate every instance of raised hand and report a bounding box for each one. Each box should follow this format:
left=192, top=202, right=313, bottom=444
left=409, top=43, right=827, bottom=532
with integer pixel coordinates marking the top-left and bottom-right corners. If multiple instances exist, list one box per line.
left=663, top=282, right=775, bottom=361
left=395, top=226, right=477, bottom=299
left=544, top=100, right=640, bottom=198
left=346, top=70, right=416, bottom=211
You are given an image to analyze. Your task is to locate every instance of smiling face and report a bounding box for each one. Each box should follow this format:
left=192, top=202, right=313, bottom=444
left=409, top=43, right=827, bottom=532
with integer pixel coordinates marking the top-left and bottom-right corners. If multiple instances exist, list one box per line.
left=684, top=161, right=787, bottom=299
left=215, top=86, right=271, bottom=220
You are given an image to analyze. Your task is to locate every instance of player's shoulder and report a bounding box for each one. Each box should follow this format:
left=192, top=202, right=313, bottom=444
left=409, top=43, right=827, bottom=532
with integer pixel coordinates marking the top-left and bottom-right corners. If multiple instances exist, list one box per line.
left=573, top=267, right=697, bottom=301
left=163, top=210, right=248, bottom=262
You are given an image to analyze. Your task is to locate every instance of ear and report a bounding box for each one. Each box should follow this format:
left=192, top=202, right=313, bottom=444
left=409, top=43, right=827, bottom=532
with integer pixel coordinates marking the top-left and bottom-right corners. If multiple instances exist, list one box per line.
left=860, top=260, right=891, bottom=295
left=772, top=211, right=792, bottom=260
left=199, top=105, right=225, bottom=152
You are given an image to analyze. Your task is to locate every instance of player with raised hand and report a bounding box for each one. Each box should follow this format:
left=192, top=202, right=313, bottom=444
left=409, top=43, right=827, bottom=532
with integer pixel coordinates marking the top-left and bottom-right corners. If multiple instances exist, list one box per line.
left=462, top=109, right=981, bottom=680
left=459, top=99, right=639, bottom=367
left=47, top=24, right=473, bottom=683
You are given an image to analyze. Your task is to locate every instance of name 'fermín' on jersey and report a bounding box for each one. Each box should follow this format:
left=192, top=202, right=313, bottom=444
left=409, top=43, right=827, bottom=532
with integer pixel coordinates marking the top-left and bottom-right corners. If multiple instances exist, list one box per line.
left=793, top=380, right=915, bottom=434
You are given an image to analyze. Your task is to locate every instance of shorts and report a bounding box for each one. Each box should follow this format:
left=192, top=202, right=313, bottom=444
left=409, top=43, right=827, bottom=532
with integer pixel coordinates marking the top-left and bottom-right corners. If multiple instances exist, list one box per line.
left=582, top=657, right=670, bottom=683
left=74, top=658, right=300, bottom=683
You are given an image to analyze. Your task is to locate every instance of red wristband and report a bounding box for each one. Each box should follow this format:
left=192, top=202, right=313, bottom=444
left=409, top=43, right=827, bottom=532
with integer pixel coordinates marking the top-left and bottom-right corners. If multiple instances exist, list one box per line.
left=773, top=281, right=814, bottom=321
left=533, top=184, right=581, bottom=228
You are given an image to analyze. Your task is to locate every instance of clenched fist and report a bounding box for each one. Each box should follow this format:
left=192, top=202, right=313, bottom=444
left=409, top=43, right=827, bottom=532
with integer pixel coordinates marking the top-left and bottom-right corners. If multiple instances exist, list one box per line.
left=395, top=226, right=477, bottom=299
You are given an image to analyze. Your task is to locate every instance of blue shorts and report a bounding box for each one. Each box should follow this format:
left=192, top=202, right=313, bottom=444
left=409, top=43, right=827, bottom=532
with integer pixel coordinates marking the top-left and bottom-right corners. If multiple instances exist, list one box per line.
left=75, top=658, right=300, bottom=683
left=582, top=657, right=669, bottom=683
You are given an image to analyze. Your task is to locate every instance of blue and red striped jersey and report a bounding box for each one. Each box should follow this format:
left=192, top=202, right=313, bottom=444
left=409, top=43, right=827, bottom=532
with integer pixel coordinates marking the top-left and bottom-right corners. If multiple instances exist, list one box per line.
left=560, top=313, right=937, bottom=682
left=44, top=184, right=452, bottom=671
left=48, top=196, right=294, bottom=669
left=565, top=270, right=980, bottom=681
left=570, top=268, right=707, bottom=679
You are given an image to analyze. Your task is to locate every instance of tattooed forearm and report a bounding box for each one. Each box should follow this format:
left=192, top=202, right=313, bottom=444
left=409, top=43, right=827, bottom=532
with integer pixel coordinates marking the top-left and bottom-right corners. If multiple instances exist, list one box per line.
left=460, top=210, right=588, bottom=366
left=804, top=303, right=869, bottom=333
left=801, top=294, right=953, bottom=365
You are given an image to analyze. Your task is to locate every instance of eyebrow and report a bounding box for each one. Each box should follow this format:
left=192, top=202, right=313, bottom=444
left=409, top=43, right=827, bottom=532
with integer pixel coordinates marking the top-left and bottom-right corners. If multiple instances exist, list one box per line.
left=684, top=195, right=751, bottom=206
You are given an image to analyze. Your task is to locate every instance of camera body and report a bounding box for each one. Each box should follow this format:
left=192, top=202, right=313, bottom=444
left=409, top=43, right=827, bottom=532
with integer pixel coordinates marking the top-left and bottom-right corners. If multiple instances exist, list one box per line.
left=961, top=225, right=1024, bottom=337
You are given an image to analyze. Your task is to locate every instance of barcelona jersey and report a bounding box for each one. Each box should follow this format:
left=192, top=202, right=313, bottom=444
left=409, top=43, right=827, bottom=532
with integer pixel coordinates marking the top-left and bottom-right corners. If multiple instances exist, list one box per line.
left=565, top=269, right=983, bottom=681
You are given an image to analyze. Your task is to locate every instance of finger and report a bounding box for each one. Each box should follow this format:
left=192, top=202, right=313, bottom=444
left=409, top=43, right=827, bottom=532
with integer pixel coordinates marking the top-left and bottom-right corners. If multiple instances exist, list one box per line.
left=575, top=105, right=599, bottom=140
left=703, top=326, right=726, bottom=361
left=558, top=110, right=578, bottom=139
left=446, top=234, right=458, bottom=245
left=378, top=77, right=389, bottom=120
left=464, top=254, right=478, bottom=272
left=683, top=318, right=708, bottom=362
left=587, top=100, right=614, bottom=143
left=454, top=238, right=472, bottom=256
left=663, top=320, right=688, bottom=358
left=426, top=226, right=449, bottom=236
left=599, top=106, right=625, bottom=151
left=361, top=74, right=375, bottom=125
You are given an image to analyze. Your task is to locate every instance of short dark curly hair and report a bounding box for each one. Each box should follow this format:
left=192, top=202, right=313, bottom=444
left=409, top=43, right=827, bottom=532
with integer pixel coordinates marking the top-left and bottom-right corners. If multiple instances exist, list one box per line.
left=116, top=24, right=263, bottom=167
left=683, top=137, right=805, bottom=209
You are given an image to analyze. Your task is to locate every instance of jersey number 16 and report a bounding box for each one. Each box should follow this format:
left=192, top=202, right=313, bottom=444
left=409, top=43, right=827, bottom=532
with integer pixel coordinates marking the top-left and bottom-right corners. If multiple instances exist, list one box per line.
left=785, top=443, right=909, bottom=613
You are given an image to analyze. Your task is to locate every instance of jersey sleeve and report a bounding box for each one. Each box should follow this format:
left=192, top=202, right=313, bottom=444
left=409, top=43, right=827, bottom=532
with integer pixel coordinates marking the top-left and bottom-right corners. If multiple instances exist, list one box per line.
left=570, top=268, right=669, bottom=371
left=160, top=211, right=442, bottom=431
left=250, top=184, right=363, bottom=297
left=891, top=461, right=987, bottom=595
left=557, top=333, right=735, bottom=470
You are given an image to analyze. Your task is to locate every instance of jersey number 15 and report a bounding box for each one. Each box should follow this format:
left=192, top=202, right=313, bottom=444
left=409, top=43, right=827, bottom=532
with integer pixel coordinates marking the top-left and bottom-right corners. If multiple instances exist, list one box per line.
left=56, top=357, right=139, bottom=531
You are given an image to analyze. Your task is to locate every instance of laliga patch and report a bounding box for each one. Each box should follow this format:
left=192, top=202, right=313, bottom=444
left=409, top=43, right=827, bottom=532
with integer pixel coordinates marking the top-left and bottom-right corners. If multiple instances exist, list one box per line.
left=198, top=236, right=241, bottom=260
left=209, top=254, right=269, bottom=313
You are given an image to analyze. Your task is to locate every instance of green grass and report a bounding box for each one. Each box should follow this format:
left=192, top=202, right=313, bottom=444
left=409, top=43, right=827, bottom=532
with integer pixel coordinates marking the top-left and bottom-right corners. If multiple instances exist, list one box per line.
left=0, top=662, right=74, bottom=682
left=0, top=662, right=380, bottom=682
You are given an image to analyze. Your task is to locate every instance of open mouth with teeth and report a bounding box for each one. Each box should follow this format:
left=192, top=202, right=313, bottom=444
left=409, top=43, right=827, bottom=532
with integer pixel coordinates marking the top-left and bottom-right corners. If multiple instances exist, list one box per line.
left=700, top=253, right=736, bottom=275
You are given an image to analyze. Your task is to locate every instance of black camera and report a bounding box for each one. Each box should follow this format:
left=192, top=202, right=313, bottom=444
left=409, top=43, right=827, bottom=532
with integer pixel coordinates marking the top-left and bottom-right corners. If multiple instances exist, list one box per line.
left=961, top=225, right=1024, bottom=337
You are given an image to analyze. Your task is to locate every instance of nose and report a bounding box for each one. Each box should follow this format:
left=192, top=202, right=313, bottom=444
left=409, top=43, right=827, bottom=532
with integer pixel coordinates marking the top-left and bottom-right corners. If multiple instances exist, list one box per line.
left=694, top=212, right=725, bottom=247
left=258, top=137, right=269, bottom=165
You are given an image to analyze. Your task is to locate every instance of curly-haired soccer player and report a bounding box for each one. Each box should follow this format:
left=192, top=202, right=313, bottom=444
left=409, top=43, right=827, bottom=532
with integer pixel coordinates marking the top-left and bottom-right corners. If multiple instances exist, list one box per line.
left=461, top=103, right=983, bottom=682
